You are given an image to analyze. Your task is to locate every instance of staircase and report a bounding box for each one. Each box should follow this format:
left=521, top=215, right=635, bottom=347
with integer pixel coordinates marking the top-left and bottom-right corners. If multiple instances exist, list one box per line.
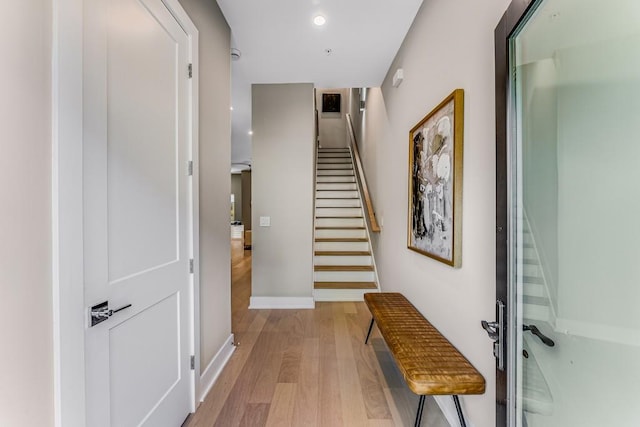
left=520, top=218, right=554, bottom=325
left=314, top=147, right=379, bottom=301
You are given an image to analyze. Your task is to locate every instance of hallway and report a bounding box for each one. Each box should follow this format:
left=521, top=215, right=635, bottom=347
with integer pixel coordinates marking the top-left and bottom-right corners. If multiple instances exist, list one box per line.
left=186, top=241, right=449, bottom=426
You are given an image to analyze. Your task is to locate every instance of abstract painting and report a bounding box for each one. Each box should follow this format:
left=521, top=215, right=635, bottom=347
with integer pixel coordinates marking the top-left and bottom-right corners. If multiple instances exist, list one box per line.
left=407, top=89, right=464, bottom=267
left=322, top=93, right=341, bottom=113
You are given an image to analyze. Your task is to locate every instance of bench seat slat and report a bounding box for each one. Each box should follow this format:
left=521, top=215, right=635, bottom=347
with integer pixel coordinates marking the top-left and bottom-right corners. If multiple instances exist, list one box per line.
left=364, top=292, right=486, bottom=396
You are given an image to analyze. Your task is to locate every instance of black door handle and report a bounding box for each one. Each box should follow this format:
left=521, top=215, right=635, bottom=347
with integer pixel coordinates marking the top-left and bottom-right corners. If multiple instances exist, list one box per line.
left=523, top=324, right=555, bottom=347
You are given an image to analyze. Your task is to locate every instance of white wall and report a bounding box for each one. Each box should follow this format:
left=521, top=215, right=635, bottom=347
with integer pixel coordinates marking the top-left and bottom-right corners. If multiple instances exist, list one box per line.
left=0, top=1, right=54, bottom=426
left=356, top=1, right=510, bottom=425
left=251, top=84, right=315, bottom=302
left=178, top=0, right=233, bottom=372
left=316, top=88, right=350, bottom=148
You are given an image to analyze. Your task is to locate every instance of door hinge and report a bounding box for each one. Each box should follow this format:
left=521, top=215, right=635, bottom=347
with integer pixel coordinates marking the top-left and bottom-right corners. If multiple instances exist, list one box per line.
left=189, top=258, right=194, bottom=274
left=190, top=355, right=195, bottom=370
left=188, top=160, right=193, bottom=176
left=188, top=63, right=193, bottom=79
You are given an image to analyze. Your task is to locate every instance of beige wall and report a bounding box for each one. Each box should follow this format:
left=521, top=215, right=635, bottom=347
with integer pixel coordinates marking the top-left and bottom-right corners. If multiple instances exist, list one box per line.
left=231, top=173, right=242, bottom=222
left=241, top=170, right=252, bottom=230
left=0, top=1, right=54, bottom=426
left=356, top=0, right=510, bottom=425
left=316, top=88, right=350, bottom=148
left=178, top=0, right=232, bottom=372
left=252, top=84, right=315, bottom=298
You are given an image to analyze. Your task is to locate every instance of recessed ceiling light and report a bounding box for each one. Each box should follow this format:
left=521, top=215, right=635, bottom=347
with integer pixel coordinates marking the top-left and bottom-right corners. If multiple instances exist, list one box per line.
left=313, top=15, right=326, bottom=26
left=248, top=130, right=253, bottom=135
left=230, top=106, right=234, bottom=111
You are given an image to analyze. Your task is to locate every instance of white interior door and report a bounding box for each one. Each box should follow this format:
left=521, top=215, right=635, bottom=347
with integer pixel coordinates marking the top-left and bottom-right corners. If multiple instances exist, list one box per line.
left=83, top=0, right=192, bottom=425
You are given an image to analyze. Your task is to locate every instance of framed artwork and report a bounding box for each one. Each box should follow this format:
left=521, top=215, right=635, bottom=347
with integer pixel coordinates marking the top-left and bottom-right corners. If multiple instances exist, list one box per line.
left=322, top=93, right=341, bottom=113
left=407, top=89, right=464, bottom=267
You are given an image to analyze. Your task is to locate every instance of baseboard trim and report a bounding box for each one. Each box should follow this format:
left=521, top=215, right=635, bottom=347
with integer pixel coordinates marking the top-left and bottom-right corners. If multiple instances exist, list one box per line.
left=199, top=334, right=235, bottom=402
left=433, top=395, right=475, bottom=427
left=249, top=296, right=315, bottom=309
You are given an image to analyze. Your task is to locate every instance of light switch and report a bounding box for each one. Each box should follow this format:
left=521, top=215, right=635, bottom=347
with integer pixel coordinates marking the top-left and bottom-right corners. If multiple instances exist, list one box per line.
left=259, top=216, right=271, bottom=227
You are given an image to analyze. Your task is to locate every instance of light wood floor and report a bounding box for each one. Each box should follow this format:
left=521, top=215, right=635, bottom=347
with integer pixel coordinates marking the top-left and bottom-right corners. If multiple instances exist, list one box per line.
left=186, top=240, right=449, bottom=427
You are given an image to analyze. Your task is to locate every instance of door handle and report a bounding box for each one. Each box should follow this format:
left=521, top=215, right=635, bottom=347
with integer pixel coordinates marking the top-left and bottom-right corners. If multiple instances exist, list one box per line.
left=481, top=300, right=505, bottom=371
left=523, top=324, right=555, bottom=347
left=90, top=301, right=132, bottom=327
left=481, top=320, right=499, bottom=340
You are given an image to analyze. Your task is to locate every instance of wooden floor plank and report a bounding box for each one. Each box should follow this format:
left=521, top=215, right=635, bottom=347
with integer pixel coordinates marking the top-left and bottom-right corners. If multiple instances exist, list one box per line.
left=238, top=403, right=270, bottom=427
left=291, top=338, right=319, bottom=427
left=265, top=383, right=297, bottom=427
left=333, top=304, right=369, bottom=427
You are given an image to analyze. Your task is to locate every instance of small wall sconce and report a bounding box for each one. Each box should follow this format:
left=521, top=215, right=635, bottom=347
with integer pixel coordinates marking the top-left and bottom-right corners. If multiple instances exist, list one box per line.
left=392, top=68, right=404, bottom=88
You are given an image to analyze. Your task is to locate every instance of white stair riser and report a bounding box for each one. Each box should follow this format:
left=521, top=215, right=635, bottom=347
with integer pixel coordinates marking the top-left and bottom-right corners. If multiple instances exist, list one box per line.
left=318, top=152, right=350, bottom=156
left=317, top=164, right=353, bottom=170
left=316, top=190, right=359, bottom=199
left=315, top=229, right=367, bottom=239
left=524, top=304, right=549, bottom=322
left=523, top=282, right=545, bottom=298
left=522, top=263, right=542, bottom=277
left=317, top=177, right=356, bottom=184
left=317, top=158, right=351, bottom=164
left=315, top=241, right=369, bottom=252
left=316, top=207, right=362, bottom=217
left=317, top=170, right=354, bottom=176
left=315, top=217, right=364, bottom=227
left=522, top=233, right=534, bottom=245
left=314, top=255, right=372, bottom=266
left=523, top=247, right=537, bottom=259
left=316, top=199, right=361, bottom=208
left=314, top=271, right=376, bottom=282
left=316, top=183, right=357, bottom=191
left=314, top=288, right=375, bottom=302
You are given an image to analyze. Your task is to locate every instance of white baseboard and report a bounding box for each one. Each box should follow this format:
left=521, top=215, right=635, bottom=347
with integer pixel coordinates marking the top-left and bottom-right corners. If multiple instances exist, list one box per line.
left=199, top=334, right=235, bottom=402
left=249, top=296, right=315, bottom=309
left=433, top=395, right=475, bottom=427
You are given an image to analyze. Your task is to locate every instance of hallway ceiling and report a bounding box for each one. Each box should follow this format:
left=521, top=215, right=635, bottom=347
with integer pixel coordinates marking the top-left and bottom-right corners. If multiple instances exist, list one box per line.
left=218, top=0, right=424, bottom=169
left=217, top=0, right=423, bottom=87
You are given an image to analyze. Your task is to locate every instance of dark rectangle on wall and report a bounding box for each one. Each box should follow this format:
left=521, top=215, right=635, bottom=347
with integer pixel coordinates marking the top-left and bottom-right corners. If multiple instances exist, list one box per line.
left=322, top=93, right=341, bottom=113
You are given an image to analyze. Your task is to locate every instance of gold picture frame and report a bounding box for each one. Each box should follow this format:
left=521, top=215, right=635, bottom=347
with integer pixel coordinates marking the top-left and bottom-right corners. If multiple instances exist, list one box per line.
left=407, top=89, right=464, bottom=267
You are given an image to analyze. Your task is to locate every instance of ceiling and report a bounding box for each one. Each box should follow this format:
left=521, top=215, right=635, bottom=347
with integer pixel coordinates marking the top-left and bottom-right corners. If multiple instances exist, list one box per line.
left=217, top=0, right=424, bottom=171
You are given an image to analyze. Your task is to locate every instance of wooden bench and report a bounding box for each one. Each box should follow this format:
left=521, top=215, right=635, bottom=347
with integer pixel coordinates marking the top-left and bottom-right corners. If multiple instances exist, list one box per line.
left=364, top=292, right=485, bottom=427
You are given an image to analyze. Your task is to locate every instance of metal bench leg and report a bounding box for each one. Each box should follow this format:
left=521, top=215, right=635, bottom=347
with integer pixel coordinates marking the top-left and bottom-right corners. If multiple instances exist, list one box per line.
left=365, top=318, right=375, bottom=344
left=414, top=395, right=426, bottom=427
left=452, top=395, right=467, bottom=427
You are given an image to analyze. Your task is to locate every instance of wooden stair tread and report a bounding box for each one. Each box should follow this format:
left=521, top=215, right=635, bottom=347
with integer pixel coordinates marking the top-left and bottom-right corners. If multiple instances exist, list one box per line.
left=314, top=265, right=374, bottom=271
left=315, top=238, right=367, bottom=242
left=315, top=226, right=365, bottom=230
left=315, top=251, right=371, bottom=256
left=315, top=216, right=363, bottom=219
left=316, top=188, right=356, bottom=191
left=316, top=206, right=360, bottom=209
left=316, top=197, right=359, bottom=199
left=314, top=282, right=378, bottom=289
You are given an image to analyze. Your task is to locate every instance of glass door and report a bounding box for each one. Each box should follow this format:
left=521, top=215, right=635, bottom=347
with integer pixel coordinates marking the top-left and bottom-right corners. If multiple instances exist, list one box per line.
left=506, top=0, right=640, bottom=425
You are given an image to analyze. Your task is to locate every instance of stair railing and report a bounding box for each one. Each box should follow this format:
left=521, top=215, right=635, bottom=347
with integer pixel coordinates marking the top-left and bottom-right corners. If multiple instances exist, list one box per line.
left=346, top=113, right=380, bottom=232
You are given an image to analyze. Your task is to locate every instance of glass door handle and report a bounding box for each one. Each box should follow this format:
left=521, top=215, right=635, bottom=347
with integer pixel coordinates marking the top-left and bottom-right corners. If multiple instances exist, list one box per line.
left=523, top=324, right=555, bottom=347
